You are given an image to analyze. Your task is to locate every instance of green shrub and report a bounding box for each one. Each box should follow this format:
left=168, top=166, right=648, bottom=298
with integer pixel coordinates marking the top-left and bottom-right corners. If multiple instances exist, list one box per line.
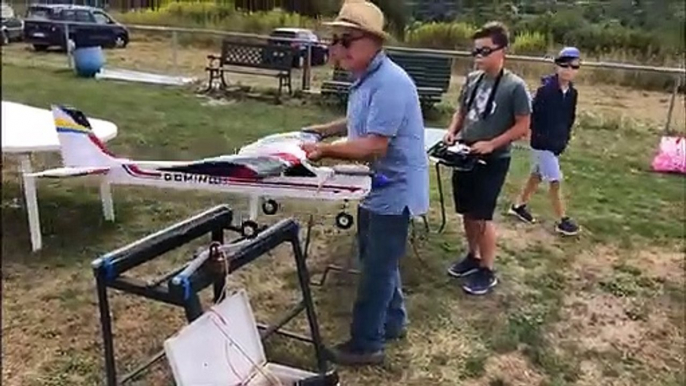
left=116, top=3, right=315, bottom=34
left=511, top=31, right=549, bottom=55
left=404, top=22, right=476, bottom=50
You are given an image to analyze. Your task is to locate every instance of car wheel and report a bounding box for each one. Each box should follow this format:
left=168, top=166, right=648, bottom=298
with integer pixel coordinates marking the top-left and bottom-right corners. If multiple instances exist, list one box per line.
left=33, top=44, right=48, bottom=52
left=114, top=34, right=128, bottom=48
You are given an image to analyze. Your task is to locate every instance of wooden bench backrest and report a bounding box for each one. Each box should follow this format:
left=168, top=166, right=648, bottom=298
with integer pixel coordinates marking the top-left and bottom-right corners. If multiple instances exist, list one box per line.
left=220, top=39, right=294, bottom=72
left=387, top=50, right=453, bottom=91
left=326, top=51, right=453, bottom=91
left=332, top=66, right=354, bottom=82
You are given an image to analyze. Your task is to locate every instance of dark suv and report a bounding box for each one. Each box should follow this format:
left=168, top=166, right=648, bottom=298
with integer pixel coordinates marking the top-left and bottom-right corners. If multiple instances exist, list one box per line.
left=23, top=4, right=128, bottom=51
left=267, top=27, right=328, bottom=68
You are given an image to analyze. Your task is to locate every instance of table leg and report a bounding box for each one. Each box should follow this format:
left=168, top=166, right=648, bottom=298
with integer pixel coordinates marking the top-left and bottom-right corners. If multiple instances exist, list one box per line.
left=99, top=178, right=115, bottom=222
left=248, top=195, right=259, bottom=221
left=19, top=154, right=42, bottom=252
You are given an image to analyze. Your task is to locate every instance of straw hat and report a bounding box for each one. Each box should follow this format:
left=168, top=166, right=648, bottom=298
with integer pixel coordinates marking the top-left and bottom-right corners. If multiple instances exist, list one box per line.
left=323, top=0, right=390, bottom=40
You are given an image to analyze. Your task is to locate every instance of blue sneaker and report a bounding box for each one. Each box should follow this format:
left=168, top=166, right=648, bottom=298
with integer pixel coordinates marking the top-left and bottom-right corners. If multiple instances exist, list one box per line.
left=447, top=253, right=481, bottom=278
left=555, top=217, right=580, bottom=236
left=462, top=267, right=498, bottom=295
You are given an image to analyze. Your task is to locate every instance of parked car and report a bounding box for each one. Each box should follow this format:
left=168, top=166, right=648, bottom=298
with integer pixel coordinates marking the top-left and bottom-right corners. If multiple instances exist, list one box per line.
left=1, top=3, right=23, bottom=45
left=267, top=27, right=328, bottom=68
left=23, top=4, right=128, bottom=51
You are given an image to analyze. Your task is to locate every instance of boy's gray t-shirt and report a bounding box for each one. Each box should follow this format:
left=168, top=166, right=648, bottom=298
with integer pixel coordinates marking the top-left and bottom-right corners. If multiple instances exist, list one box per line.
left=457, top=69, right=532, bottom=157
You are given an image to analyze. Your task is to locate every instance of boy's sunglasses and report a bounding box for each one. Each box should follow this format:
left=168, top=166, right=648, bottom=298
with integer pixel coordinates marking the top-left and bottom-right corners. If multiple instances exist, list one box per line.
left=331, top=34, right=365, bottom=49
left=557, top=63, right=580, bottom=69
left=471, top=45, right=503, bottom=57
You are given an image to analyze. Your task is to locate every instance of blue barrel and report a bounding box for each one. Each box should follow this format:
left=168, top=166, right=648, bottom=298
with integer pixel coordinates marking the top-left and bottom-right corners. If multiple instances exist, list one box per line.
left=73, top=45, right=105, bottom=77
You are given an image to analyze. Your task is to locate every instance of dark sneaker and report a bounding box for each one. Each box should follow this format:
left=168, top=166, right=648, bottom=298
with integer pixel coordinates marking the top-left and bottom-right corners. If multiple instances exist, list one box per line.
left=447, top=253, right=481, bottom=278
left=508, top=204, right=536, bottom=224
left=296, top=370, right=340, bottom=386
left=462, top=267, right=499, bottom=295
left=556, top=217, right=580, bottom=236
left=384, top=328, right=407, bottom=341
left=325, top=340, right=385, bottom=366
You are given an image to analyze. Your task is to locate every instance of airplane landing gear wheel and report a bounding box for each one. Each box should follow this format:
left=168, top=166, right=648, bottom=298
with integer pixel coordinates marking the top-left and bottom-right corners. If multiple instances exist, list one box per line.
left=335, top=212, right=354, bottom=230
left=262, top=199, right=278, bottom=215
left=240, top=220, right=259, bottom=239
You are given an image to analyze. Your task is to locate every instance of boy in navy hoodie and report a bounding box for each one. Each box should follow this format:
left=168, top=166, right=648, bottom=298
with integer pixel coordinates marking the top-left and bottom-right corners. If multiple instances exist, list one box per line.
left=509, top=47, right=581, bottom=236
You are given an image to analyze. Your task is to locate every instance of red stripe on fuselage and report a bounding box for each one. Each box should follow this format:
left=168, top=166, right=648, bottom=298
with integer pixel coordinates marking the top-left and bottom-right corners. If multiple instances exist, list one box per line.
left=87, top=132, right=117, bottom=157
left=123, top=164, right=162, bottom=177
left=123, top=164, right=363, bottom=193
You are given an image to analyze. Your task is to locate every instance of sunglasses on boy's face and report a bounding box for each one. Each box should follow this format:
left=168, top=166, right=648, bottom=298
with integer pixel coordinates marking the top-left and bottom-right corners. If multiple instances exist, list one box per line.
left=557, top=62, right=580, bottom=70
left=471, top=45, right=503, bottom=57
left=331, top=34, right=365, bottom=49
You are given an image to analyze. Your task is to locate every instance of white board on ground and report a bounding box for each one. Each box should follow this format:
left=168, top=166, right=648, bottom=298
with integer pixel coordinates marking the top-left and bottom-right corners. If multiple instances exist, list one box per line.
left=95, top=68, right=196, bottom=86
left=164, top=290, right=318, bottom=386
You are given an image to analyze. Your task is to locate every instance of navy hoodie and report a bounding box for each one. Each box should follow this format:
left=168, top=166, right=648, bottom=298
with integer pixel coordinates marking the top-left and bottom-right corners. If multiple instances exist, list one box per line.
left=529, top=74, right=577, bottom=155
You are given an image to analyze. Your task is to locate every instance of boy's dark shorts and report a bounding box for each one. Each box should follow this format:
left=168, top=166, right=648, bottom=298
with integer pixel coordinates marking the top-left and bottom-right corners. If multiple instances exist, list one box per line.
left=451, top=155, right=511, bottom=221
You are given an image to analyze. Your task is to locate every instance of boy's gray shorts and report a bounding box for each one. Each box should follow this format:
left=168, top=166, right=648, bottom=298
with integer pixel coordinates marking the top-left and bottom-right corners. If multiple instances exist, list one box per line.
left=531, top=149, right=563, bottom=182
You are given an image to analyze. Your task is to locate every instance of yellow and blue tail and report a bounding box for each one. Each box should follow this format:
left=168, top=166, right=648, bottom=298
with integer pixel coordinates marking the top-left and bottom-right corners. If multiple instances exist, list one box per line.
left=52, top=105, right=117, bottom=168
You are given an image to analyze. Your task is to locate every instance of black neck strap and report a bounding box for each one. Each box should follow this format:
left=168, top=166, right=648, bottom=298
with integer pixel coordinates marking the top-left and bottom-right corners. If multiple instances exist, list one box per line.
left=466, top=68, right=504, bottom=120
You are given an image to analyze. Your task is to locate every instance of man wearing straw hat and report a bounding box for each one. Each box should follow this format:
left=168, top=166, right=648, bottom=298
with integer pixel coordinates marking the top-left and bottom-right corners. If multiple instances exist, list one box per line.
left=300, top=0, right=429, bottom=366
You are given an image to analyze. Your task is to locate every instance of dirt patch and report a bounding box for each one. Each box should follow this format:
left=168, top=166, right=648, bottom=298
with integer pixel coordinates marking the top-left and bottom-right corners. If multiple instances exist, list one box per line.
left=462, top=352, right=546, bottom=386
left=549, top=244, right=685, bottom=384
left=568, top=245, right=621, bottom=283
left=498, top=222, right=559, bottom=254
left=571, top=244, right=685, bottom=284
left=633, top=248, right=685, bottom=283
left=554, top=292, right=651, bottom=353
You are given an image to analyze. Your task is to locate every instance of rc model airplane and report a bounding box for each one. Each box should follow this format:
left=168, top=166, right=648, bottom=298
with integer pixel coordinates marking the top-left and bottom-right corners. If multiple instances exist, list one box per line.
left=27, top=105, right=389, bottom=237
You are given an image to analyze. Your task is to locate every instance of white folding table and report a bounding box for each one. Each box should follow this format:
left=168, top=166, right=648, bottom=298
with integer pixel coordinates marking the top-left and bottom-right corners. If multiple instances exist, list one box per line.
left=1, top=101, right=119, bottom=252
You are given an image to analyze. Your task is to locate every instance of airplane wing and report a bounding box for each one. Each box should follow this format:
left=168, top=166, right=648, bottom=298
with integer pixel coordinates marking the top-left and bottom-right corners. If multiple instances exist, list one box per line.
left=331, top=128, right=447, bottom=153
left=424, top=128, right=447, bottom=152
left=156, top=154, right=300, bottom=179
left=151, top=131, right=321, bottom=179
left=24, top=166, right=111, bottom=178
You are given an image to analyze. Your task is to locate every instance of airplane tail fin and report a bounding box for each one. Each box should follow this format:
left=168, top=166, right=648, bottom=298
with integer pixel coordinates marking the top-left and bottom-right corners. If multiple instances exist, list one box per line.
left=52, top=105, right=117, bottom=168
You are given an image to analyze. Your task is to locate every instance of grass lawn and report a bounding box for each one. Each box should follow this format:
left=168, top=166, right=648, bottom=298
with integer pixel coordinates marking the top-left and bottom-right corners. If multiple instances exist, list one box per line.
left=2, top=62, right=684, bottom=386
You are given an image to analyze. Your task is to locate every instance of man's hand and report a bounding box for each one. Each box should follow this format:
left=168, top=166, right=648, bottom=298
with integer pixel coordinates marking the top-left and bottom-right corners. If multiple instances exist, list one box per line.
left=470, top=140, right=496, bottom=154
left=300, top=143, right=324, bottom=162
left=443, top=131, right=456, bottom=145
left=301, top=118, right=347, bottom=140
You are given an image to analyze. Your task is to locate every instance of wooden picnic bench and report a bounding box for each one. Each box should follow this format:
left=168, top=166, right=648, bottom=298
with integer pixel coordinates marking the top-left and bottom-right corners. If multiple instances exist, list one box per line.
left=320, top=50, right=453, bottom=109
left=205, top=39, right=295, bottom=96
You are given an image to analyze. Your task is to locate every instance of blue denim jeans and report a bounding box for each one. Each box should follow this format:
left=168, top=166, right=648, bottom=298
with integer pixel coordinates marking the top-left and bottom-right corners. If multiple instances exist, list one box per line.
left=350, top=205, right=410, bottom=352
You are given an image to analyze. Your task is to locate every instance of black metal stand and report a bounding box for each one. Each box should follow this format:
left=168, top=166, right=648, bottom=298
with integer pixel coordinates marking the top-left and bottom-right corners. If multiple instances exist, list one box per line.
left=434, top=160, right=449, bottom=233
left=92, top=205, right=328, bottom=385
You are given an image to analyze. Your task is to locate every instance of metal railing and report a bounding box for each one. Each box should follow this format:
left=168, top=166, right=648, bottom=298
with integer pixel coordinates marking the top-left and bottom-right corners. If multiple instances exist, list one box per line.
left=43, top=21, right=685, bottom=133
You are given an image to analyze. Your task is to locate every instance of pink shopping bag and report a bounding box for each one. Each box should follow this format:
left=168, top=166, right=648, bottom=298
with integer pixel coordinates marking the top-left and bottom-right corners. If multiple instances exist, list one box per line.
left=651, top=136, right=686, bottom=174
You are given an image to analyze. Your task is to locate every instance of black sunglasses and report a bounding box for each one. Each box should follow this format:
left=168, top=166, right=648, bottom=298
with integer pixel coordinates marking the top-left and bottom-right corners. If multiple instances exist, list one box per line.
left=557, top=62, right=580, bottom=69
left=471, top=45, right=503, bottom=57
left=331, top=34, right=365, bottom=49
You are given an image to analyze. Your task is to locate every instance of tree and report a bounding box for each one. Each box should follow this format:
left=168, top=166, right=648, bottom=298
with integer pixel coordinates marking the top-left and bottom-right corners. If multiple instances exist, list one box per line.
left=370, top=0, right=409, bottom=38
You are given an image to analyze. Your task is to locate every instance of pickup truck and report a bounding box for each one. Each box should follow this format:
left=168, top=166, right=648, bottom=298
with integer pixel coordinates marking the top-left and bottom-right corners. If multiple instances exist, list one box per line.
left=23, top=4, right=129, bottom=51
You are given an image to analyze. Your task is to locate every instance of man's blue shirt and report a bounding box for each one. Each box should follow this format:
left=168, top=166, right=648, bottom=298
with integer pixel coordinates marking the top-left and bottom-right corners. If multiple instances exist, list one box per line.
left=346, top=51, right=430, bottom=216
